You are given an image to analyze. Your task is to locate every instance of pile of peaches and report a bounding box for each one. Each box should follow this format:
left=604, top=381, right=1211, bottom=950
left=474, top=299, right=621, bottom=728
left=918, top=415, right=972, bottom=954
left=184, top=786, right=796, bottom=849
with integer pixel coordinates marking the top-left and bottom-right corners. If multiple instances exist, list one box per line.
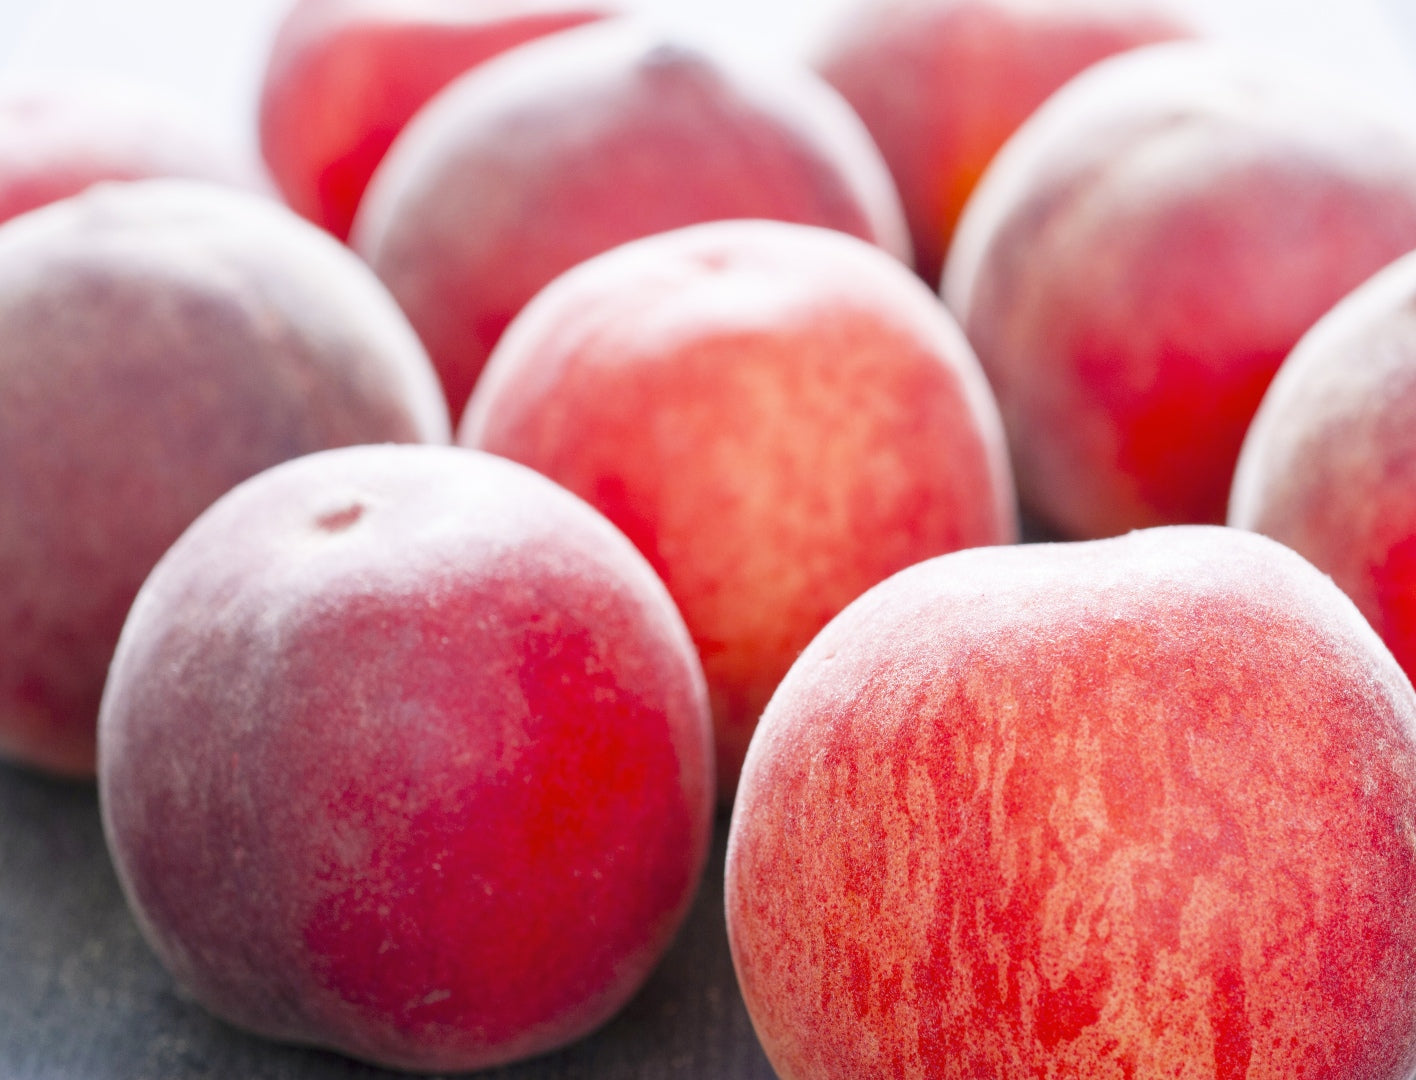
left=7, top=0, right=1416, bottom=1076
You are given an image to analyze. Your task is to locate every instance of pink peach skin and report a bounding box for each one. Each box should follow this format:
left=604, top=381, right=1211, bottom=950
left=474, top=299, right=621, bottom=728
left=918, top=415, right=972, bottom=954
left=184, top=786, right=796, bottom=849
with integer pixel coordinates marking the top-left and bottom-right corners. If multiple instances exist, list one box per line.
left=944, top=42, right=1416, bottom=539
left=816, top=0, right=1194, bottom=286
left=0, top=180, right=448, bottom=777
left=1231, top=249, right=1416, bottom=687
left=0, top=81, right=260, bottom=226
left=727, top=525, right=1416, bottom=1080
left=258, top=0, right=616, bottom=240
left=460, top=220, right=1015, bottom=801
left=99, top=443, right=713, bottom=1072
left=352, top=19, right=912, bottom=423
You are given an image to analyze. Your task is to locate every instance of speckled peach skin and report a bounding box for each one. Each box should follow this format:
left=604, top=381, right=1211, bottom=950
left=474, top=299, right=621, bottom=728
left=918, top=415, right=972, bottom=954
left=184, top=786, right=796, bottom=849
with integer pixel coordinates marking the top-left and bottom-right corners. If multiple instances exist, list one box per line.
left=258, top=0, right=616, bottom=241
left=816, top=0, right=1193, bottom=287
left=0, top=180, right=448, bottom=777
left=460, top=221, right=1016, bottom=802
left=727, top=526, right=1416, bottom=1080
left=0, top=83, right=259, bottom=226
left=1231, top=250, right=1416, bottom=688
left=352, top=19, right=912, bottom=424
left=98, top=444, right=714, bottom=1073
left=943, top=42, right=1416, bottom=540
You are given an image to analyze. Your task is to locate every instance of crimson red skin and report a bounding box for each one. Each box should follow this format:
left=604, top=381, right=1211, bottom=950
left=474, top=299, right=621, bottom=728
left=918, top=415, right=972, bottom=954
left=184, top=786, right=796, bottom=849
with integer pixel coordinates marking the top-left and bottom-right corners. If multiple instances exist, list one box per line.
left=459, top=220, right=1016, bottom=801
left=98, top=444, right=713, bottom=1072
left=943, top=42, right=1416, bottom=540
left=0, top=82, right=260, bottom=227
left=726, top=525, right=1416, bottom=1080
left=816, top=0, right=1194, bottom=286
left=0, top=180, right=448, bottom=777
left=258, top=0, right=616, bottom=241
left=1231, top=250, right=1416, bottom=688
left=352, top=19, right=912, bottom=423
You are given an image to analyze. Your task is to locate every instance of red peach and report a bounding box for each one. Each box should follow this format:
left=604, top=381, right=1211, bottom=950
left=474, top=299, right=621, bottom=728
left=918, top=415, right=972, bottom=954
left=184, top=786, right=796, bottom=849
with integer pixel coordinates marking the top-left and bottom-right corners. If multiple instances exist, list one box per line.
left=944, top=42, right=1416, bottom=539
left=1230, top=249, right=1416, bottom=687
left=0, top=180, right=448, bottom=777
left=258, top=0, right=616, bottom=241
left=0, top=81, right=260, bottom=226
left=727, top=525, right=1416, bottom=1080
left=352, top=19, right=912, bottom=423
left=816, top=0, right=1194, bottom=286
left=460, top=220, right=1015, bottom=801
left=98, top=443, right=713, bottom=1072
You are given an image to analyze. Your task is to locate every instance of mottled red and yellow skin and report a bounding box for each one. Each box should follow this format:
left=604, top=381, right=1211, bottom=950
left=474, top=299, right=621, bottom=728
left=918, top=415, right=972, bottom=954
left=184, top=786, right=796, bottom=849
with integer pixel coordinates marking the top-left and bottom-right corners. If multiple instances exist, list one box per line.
left=459, top=220, right=1016, bottom=802
left=1231, top=250, right=1416, bottom=688
left=944, top=42, right=1416, bottom=540
left=0, top=82, right=258, bottom=227
left=258, top=0, right=616, bottom=241
left=726, top=526, right=1416, bottom=1080
left=352, top=20, right=912, bottom=423
left=98, top=444, right=714, bottom=1073
left=816, top=0, right=1193, bottom=287
left=0, top=181, right=448, bottom=776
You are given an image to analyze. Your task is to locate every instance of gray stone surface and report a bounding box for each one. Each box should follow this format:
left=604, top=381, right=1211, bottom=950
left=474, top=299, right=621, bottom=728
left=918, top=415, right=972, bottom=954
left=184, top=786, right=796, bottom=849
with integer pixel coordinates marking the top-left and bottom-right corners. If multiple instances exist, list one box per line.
left=0, top=763, right=772, bottom=1080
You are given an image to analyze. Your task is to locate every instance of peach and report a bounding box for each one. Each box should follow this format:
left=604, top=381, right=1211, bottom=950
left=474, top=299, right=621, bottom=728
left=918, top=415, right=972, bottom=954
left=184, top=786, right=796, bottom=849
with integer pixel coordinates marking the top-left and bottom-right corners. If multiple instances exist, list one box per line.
left=943, top=42, right=1416, bottom=539
left=258, top=0, right=616, bottom=241
left=459, top=220, right=1016, bottom=801
left=98, top=443, right=713, bottom=1072
left=352, top=19, right=911, bottom=422
left=0, top=180, right=448, bottom=777
left=0, top=81, right=259, bottom=226
left=726, top=525, right=1416, bottom=1080
left=816, top=0, right=1194, bottom=286
left=1230, top=249, right=1416, bottom=687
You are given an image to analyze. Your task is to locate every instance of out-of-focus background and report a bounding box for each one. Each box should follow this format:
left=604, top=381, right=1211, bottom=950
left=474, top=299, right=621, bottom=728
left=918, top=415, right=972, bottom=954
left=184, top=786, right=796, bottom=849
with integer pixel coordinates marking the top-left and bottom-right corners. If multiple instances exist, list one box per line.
left=2, top=0, right=1416, bottom=163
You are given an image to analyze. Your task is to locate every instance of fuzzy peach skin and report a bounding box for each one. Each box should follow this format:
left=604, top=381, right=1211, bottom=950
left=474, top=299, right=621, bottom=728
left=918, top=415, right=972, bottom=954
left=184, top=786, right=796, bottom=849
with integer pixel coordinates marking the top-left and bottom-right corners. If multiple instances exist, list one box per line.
left=0, top=81, right=260, bottom=226
left=816, top=0, right=1194, bottom=287
left=460, top=220, right=1016, bottom=802
left=1231, top=250, right=1416, bottom=687
left=943, top=42, right=1416, bottom=540
left=352, top=19, right=912, bottom=423
left=726, top=525, right=1416, bottom=1080
left=258, top=0, right=616, bottom=241
left=98, top=444, right=714, bottom=1073
left=0, top=180, right=448, bottom=777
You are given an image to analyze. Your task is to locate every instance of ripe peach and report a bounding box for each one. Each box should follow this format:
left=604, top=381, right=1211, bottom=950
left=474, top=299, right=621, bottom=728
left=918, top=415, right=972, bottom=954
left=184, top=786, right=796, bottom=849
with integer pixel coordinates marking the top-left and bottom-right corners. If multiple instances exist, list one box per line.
left=0, top=180, right=448, bottom=777
left=0, top=81, right=259, bottom=227
left=944, top=42, right=1416, bottom=539
left=258, top=0, right=616, bottom=241
left=460, top=220, right=1016, bottom=801
left=816, top=0, right=1194, bottom=286
left=1230, top=249, right=1416, bottom=687
left=726, top=525, right=1416, bottom=1080
left=98, top=443, right=713, bottom=1072
left=352, top=19, right=912, bottom=422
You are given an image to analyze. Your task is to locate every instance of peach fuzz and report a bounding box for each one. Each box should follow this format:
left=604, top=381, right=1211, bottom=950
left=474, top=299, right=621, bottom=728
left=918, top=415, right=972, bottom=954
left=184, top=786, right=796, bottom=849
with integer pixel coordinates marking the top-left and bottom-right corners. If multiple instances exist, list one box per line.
left=98, top=443, right=713, bottom=1072
left=352, top=19, right=912, bottom=423
left=726, top=525, right=1416, bottom=1080
left=816, top=0, right=1194, bottom=286
left=0, top=81, right=260, bottom=227
left=1231, top=249, right=1416, bottom=686
left=459, top=220, right=1016, bottom=801
left=944, top=42, right=1416, bottom=540
left=0, top=180, right=448, bottom=777
left=258, top=0, right=616, bottom=241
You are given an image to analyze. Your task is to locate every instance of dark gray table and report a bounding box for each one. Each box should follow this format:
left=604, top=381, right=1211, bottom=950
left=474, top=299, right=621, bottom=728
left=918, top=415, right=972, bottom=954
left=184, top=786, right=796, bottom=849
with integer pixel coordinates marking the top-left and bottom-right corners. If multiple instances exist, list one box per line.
left=0, top=762, right=774, bottom=1079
